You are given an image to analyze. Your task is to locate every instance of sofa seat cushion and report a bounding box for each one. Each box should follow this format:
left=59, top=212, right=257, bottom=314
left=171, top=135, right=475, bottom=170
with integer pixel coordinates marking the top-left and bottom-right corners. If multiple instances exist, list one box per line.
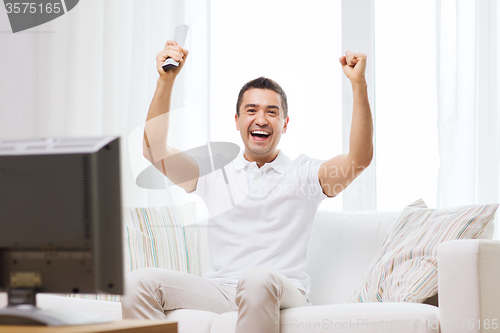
left=165, top=309, right=219, bottom=333
left=281, top=303, right=439, bottom=332
left=209, top=303, right=439, bottom=333
left=36, top=294, right=122, bottom=320
left=208, top=311, right=238, bottom=333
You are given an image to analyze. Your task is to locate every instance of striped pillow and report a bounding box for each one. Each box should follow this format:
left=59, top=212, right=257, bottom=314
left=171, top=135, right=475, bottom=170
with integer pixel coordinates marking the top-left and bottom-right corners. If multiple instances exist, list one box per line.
left=349, top=199, right=499, bottom=303
left=70, top=202, right=200, bottom=302
left=122, top=202, right=200, bottom=275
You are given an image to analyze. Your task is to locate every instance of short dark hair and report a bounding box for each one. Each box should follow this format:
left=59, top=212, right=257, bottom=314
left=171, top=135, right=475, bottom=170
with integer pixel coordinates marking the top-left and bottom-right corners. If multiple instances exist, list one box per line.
left=236, top=77, right=288, bottom=118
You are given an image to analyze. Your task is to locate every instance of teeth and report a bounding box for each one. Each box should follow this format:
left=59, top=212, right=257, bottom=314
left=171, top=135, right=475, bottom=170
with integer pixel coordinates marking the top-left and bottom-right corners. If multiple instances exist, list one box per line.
left=251, top=130, right=270, bottom=135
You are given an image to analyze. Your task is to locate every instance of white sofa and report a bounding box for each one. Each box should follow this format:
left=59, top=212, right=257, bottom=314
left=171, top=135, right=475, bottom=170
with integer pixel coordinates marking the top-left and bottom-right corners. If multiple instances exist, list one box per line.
left=2, top=209, right=499, bottom=333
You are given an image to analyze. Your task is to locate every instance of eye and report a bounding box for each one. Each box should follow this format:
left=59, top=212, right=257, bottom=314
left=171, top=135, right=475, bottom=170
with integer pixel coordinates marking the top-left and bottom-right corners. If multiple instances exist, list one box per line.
left=268, top=110, right=277, bottom=115
left=247, top=109, right=256, bottom=113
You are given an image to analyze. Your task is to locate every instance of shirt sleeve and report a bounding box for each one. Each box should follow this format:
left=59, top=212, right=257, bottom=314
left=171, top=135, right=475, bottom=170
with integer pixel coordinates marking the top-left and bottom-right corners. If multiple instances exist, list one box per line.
left=306, top=156, right=329, bottom=203
left=190, top=151, right=233, bottom=199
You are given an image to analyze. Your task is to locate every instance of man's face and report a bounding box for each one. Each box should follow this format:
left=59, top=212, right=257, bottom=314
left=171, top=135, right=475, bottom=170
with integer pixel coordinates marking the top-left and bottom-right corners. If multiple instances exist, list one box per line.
left=235, top=88, right=289, bottom=162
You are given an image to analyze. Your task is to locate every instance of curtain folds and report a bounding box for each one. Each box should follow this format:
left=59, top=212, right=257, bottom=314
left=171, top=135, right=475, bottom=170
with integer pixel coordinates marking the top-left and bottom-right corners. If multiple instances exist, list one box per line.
left=1, top=0, right=210, bottom=208
left=436, top=0, right=500, bottom=236
left=5, top=1, right=498, bottom=220
left=341, top=0, right=377, bottom=211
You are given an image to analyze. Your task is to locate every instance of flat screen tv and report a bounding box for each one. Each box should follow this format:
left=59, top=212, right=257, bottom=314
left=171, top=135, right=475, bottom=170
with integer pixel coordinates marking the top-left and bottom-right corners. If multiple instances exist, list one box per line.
left=0, top=136, right=123, bottom=326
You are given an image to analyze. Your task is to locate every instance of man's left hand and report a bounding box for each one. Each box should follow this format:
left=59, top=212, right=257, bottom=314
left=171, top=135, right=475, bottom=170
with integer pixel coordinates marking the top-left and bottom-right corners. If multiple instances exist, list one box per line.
left=339, top=51, right=367, bottom=85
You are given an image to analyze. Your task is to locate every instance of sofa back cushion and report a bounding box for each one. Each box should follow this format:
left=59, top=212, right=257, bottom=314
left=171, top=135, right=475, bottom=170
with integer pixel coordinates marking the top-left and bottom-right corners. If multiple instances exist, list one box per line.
left=306, top=210, right=400, bottom=305
left=105, top=204, right=493, bottom=305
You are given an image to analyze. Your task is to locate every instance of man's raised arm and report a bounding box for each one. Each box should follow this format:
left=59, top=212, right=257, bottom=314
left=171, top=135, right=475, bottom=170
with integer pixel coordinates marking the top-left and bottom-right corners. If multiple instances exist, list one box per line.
left=143, top=40, right=199, bottom=193
left=318, top=51, right=374, bottom=197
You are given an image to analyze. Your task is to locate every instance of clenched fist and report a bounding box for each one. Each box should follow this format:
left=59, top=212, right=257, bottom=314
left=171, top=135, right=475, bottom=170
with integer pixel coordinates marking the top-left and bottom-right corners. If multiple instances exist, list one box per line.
left=339, top=51, right=367, bottom=85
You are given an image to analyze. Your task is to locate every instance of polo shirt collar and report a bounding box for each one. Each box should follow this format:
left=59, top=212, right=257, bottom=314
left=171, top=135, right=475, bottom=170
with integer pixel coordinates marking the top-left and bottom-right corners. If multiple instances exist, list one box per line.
left=233, top=149, right=287, bottom=174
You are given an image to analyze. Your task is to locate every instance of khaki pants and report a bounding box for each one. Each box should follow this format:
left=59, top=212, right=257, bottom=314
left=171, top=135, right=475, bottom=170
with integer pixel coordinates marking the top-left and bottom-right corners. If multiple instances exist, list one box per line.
left=121, top=266, right=311, bottom=333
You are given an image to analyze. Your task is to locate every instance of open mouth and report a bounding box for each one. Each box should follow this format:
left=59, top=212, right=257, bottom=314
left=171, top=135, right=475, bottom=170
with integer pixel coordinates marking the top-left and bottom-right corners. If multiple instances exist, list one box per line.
left=250, top=130, right=271, bottom=141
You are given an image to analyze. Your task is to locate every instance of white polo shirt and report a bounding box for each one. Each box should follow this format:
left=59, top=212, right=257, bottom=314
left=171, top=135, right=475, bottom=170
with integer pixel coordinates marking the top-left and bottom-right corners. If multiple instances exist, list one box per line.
left=193, top=149, right=328, bottom=295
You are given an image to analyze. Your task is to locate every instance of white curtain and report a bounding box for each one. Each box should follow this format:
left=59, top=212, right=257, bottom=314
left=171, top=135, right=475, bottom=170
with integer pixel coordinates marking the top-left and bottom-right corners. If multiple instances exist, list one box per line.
left=436, top=0, right=500, bottom=235
left=341, top=0, right=377, bottom=211
left=0, top=0, right=210, bottom=208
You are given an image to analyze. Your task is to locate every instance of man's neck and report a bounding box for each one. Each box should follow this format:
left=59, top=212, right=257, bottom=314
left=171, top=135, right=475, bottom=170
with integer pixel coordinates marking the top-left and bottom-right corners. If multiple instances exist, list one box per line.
left=243, top=149, right=279, bottom=168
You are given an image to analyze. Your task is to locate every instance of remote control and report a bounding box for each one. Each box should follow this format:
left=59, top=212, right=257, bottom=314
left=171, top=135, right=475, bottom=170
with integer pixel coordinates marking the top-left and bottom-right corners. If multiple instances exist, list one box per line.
left=163, top=25, right=189, bottom=71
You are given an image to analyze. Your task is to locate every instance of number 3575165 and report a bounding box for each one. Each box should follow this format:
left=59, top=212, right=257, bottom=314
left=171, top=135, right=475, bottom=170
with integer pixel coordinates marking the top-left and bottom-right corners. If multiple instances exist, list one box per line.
left=5, top=2, right=61, bottom=14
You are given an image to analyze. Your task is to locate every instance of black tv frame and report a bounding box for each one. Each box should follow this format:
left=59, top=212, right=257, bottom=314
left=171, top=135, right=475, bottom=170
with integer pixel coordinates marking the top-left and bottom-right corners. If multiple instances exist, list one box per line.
left=0, top=136, right=123, bottom=326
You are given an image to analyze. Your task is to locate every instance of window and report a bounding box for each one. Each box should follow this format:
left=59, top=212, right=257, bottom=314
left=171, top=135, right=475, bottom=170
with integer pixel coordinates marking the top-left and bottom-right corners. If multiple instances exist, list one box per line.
left=211, top=0, right=343, bottom=211
left=374, top=0, right=439, bottom=210
left=210, top=0, right=440, bottom=211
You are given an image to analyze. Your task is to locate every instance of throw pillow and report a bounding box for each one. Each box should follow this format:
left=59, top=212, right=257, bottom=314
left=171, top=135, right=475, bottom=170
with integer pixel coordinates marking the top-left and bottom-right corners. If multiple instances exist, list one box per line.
left=70, top=201, right=200, bottom=302
left=349, top=198, right=499, bottom=303
left=122, top=202, right=200, bottom=275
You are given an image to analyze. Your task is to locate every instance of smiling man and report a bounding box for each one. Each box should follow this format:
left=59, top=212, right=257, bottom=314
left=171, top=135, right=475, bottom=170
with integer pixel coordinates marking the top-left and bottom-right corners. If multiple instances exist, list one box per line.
left=122, top=39, right=373, bottom=333
left=235, top=84, right=288, bottom=167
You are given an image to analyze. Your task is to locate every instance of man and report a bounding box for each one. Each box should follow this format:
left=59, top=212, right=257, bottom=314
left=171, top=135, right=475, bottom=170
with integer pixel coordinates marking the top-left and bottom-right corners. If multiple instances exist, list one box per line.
left=122, top=39, right=373, bottom=333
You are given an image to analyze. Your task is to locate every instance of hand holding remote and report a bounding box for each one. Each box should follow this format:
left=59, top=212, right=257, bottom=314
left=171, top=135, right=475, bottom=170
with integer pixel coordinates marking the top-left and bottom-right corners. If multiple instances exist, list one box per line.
left=163, top=25, right=189, bottom=72
left=156, top=25, right=189, bottom=79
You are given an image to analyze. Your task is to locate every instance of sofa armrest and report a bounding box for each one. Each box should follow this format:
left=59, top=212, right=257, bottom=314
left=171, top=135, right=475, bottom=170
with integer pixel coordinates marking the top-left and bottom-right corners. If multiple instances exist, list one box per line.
left=438, top=240, right=500, bottom=333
